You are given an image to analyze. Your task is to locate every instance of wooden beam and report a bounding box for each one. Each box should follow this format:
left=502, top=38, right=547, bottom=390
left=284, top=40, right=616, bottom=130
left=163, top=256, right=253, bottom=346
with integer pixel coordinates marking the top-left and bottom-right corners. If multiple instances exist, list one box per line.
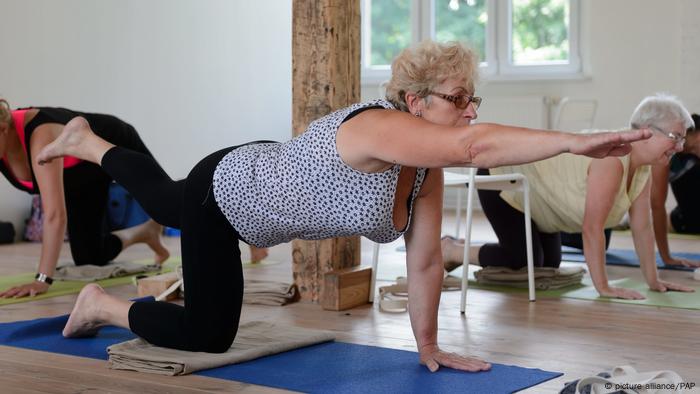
left=291, top=0, right=361, bottom=302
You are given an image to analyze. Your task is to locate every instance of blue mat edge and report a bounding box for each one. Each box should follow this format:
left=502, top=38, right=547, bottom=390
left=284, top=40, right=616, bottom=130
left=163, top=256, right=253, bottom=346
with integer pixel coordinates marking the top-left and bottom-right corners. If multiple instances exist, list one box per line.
left=0, top=311, right=564, bottom=394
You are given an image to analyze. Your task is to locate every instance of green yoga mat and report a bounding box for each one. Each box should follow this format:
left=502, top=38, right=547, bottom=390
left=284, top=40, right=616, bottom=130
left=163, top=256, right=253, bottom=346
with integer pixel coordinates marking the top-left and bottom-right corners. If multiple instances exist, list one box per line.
left=0, top=260, right=179, bottom=306
left=437, top=267, right=700, bottom=310
left=559, top=278, right=700, bottom=310
left=0, top=256, right=282, bottom=306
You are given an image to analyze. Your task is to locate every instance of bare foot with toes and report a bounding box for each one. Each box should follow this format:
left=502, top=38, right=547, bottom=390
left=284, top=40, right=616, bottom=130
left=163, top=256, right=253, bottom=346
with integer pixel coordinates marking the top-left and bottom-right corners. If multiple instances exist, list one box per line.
left=113, top=220, right=170, bottom=265
left=144, top=221, right=170, bottom=265
left=63, top=283, right=107, bottom=338
left=37, top=116, right=93, bottom=165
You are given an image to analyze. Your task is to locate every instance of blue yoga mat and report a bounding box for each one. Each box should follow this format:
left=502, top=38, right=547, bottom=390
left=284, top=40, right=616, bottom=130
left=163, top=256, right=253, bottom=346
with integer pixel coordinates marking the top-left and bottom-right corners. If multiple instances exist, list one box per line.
left=400, top=244, right=695, bottom=271
left=0, top=312, right=562, bottom=394
left=561, top=247, right=697, bottom=272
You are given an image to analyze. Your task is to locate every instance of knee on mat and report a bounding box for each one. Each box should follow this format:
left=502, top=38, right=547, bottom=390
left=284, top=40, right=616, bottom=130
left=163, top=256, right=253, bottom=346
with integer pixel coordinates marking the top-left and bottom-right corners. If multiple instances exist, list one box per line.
left=187, top=328, right=237, bottom=353
left=71, top=249, right=111, bottom=267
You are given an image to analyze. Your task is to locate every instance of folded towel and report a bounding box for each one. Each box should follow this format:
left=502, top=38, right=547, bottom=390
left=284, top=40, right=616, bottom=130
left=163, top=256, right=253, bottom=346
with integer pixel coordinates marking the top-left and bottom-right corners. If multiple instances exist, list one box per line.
left=107, top=321, right=335, bottom=375
left=243, top=280, right=299, bottom=306
left=474, top=266, right=585, bottom=290
left=55, top=262, right=162, bottom=281
left=171, top=265, right=297, bottom=306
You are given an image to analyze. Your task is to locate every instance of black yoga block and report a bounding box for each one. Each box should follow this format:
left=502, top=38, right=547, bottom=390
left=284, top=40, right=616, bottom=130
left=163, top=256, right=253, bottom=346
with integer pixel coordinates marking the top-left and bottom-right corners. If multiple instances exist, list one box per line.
left=0, top=222, right=15, bottom=244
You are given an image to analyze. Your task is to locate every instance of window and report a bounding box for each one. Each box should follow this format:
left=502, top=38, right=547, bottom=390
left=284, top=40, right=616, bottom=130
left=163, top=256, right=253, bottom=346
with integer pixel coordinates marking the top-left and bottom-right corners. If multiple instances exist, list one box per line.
left=361, top=0, right=581, bottom=83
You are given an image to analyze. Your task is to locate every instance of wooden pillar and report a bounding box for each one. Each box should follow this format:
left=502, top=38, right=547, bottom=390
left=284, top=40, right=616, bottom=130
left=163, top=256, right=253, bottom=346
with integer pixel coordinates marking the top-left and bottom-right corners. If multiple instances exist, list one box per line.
left=291, top=0, right=361, bottom=302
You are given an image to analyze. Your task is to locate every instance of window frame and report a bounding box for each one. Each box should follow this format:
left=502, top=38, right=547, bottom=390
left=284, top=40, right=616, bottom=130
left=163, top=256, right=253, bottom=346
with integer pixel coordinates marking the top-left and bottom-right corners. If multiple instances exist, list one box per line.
left=361, top=0, right=582, bottom=84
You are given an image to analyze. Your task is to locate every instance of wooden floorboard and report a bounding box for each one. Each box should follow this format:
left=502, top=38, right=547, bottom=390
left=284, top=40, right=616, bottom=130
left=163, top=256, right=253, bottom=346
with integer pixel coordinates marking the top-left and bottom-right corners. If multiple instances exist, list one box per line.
left=1, top=211, right=699, bottom=393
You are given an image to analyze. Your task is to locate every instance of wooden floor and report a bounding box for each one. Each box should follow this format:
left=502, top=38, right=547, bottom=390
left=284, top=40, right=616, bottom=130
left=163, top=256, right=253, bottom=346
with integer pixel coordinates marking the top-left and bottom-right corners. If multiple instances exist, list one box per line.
left=1, top=211, right=699, bottom=393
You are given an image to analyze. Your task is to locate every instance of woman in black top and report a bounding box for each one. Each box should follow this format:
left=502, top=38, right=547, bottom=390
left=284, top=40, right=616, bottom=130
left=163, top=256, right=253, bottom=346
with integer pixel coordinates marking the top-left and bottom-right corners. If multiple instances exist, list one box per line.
left=650, top=113, right=700, bottom=267
left=0, top=100, right=169, bottom=298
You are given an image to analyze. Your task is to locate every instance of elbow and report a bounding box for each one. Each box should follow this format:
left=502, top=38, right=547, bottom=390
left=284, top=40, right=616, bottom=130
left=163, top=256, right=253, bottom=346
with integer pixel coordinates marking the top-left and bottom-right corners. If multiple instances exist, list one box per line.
left=43, top=211, right=68, bottom=227
left=454, top=125, right=490, bottom=167
left=649, top=201, right=665, bottom=212
left=581, top=222, right=602, bottom=240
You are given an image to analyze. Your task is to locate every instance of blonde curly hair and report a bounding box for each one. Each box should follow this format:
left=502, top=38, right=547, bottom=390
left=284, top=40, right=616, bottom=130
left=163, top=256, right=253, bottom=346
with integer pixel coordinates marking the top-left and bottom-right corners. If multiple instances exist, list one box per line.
left=0, top=99, right=11, bottom=126
left=385, top=40, right=479, bottom=112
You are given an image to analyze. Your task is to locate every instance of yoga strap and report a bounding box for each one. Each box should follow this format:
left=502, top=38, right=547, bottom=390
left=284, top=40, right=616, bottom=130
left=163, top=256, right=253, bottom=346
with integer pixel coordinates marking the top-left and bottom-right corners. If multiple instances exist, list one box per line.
left=575, top=365, right=684, bottom=394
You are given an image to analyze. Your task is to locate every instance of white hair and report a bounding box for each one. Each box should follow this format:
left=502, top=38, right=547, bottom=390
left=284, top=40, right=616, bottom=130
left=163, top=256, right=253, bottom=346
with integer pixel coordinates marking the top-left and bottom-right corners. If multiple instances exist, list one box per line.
left=629, top=93, right=694, bottom=131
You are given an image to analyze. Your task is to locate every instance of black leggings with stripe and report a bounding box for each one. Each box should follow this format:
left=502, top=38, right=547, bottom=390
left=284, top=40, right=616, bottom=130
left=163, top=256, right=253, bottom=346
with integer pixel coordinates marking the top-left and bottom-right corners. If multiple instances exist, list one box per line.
left=102, top=146, right=243, bottom=352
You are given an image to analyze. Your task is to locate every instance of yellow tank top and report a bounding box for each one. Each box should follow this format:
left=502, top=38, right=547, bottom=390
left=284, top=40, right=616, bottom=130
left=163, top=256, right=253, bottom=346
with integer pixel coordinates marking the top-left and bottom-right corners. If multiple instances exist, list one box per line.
left=490, top=153, right=650, bottom=233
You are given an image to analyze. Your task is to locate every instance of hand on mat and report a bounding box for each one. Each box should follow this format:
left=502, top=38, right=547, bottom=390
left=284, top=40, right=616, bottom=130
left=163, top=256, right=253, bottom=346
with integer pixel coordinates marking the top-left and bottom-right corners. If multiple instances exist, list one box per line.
left=598, top=286, right=645, bottom=300
left=569, top=129, right=651, bottom=158
left=419, top=344, right=491, bottom=373
left=0, top=281, right=50, bottom=298
left=663, top=257, right=700, bottom=268
left=648, top=279, right=695, bottom=293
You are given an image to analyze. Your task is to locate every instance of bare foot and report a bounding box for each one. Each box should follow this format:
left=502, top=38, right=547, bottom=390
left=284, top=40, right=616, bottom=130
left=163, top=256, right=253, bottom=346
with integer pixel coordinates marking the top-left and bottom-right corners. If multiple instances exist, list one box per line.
left=114, top=219, right=170, bottom=265
left=37, top=117, right=93, bottom=165
left=142, top=220, right=170, bottom=265
left=249, top=246, right=269, bottom=263
left=63, top=283, right=107, bottom=338
left=441, top=236, right=464, bottom=272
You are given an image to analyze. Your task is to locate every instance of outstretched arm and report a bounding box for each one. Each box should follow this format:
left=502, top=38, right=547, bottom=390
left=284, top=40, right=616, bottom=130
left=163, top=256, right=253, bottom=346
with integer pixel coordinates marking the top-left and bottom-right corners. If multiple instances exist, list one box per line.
left=583, top=158, right=644, bottom=300
left=339, top=109, right=651, bottom=169
left=650, top=164, right=700, bottom=267
left=404, top=169, right=490, bottom=373
left=0, top=124, right=66, bottom=298
left=630, top=178, right=695, bottom=293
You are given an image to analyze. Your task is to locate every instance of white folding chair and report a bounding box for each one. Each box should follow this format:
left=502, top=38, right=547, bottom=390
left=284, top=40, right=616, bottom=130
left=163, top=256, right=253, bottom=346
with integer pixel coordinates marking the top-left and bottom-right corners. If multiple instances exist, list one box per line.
left=448, top=168, right=535, bottom=314
left=368, top=168, right=535, bottom=311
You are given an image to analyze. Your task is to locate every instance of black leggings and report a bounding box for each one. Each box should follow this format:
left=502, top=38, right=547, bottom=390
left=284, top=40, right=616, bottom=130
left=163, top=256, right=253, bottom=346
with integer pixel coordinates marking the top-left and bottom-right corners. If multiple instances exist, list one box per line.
left=102, top=146, right=243, bottom=353
left=63, top=122, right=158, bottom=266
left=477, top=168, right=562, bottom=269
left=670, top=162, right=700, bottom=233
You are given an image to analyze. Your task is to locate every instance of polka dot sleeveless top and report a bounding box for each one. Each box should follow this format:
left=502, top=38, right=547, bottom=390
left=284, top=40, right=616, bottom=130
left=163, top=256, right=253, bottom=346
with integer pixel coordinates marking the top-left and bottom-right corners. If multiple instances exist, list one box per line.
left=212, top=99, right=428, bottom=248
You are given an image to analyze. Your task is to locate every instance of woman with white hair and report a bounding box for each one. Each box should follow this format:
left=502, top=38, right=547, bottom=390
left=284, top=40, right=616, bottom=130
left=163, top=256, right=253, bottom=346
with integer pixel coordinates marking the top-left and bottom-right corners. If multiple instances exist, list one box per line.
left=35, top=41, right=649, bottom=372
left=443, top=94, right=695, bottom=299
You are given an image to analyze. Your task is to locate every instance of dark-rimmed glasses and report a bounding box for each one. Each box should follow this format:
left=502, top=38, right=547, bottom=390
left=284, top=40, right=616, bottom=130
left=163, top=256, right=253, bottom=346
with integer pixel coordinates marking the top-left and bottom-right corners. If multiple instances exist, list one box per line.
left=427, top=91, right=482, bottom=110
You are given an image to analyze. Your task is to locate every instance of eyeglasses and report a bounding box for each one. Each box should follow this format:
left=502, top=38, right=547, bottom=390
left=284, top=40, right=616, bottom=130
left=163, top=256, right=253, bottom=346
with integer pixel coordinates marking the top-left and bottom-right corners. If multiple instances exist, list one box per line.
left=427, top=91, right=482, bottom=110
left=650, top=125, right=686, bottom=148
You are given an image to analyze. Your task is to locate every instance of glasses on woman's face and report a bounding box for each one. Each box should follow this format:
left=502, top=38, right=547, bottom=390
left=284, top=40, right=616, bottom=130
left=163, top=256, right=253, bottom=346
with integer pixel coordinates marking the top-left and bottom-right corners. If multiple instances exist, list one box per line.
left=650, top=125, right=686, bottom=149
left=428, top=91, right=482, bottom=110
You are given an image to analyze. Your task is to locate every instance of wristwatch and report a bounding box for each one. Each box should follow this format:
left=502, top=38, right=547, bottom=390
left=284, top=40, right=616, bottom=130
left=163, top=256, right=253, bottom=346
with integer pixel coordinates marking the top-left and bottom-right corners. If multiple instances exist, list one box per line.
left=34, top=272, right=54, bottom=285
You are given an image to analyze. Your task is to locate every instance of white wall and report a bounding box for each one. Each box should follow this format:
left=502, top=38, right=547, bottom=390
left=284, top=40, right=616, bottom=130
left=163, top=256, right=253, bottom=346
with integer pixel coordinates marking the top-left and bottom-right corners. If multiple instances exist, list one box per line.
left=1, top=1, right=697, bottom=228
left=0, top=0, right=292, bottom=230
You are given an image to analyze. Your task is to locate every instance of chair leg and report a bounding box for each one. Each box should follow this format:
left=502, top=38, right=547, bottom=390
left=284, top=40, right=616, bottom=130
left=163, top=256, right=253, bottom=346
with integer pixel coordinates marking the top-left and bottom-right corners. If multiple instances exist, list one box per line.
left=523, top=179, right=536, bottom=302
left=460, top=176, right=477, bottom=314
left=369, top=241, right=380, bottom=303
left=455, top=187, right=463, bottom=238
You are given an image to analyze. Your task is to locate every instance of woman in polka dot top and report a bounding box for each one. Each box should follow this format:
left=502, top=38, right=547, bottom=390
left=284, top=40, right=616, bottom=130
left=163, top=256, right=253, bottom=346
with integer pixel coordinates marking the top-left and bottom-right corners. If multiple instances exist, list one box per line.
left=36, top=40, right=650, bottom=373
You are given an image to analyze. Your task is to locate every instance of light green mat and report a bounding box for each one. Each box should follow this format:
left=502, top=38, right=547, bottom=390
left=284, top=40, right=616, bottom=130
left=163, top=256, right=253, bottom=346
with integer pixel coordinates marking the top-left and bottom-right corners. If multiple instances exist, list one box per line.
left=0, top=260, right=179, bottom=306
left=417, top=266, right=700, bottom=310
left=0, top=256, right=283, bottom=306
left=613, top=229, right=700, bottom=240
left=559, top=277, right=700, bottom=310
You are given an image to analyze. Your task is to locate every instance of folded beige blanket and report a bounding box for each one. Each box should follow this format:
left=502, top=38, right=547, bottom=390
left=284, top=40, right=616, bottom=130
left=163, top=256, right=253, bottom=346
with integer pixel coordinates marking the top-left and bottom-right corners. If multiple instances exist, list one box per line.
left=54, top=261, right=162, bottom=281
left=107, top=321, right=335, bottom=375
left=474, top=266, right=585, bottom=290
left=243, top=280, right=299, bottom=306
left=173, top=265, right=297, bottom=306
